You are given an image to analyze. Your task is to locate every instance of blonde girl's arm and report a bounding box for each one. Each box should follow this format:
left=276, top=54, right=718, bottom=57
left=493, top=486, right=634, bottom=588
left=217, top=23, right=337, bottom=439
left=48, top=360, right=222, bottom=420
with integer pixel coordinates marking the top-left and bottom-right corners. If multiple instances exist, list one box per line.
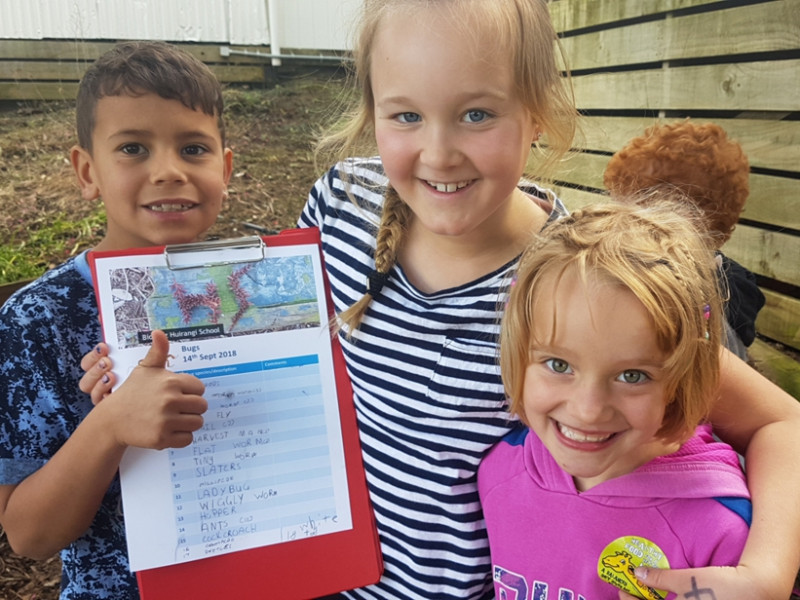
left=629, top=350, right=800, bottom=599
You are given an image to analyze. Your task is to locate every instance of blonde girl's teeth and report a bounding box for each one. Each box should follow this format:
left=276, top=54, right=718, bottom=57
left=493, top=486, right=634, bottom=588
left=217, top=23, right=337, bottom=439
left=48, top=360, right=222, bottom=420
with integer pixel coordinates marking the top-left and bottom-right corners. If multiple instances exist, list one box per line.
left=429, top=181, right=470, bottom=192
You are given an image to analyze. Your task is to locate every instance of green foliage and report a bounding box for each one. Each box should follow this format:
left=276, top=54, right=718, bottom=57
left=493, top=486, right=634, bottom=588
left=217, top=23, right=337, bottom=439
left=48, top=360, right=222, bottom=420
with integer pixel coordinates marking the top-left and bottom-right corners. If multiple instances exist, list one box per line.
left=0, top=211, right=106, bottom=284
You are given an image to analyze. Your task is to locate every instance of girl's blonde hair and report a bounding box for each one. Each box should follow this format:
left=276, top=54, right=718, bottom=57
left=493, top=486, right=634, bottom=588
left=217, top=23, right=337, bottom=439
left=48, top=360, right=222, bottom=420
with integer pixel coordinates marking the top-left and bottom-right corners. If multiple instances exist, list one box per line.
left=501, top=195, right=723, bottom=443
left=318, top=0, right=578, bottom=335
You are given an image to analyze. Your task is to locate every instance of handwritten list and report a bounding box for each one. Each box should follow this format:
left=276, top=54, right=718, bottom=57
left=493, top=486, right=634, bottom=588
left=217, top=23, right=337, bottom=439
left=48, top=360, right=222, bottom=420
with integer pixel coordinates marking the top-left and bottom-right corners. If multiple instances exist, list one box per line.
left=169, top=355, right=341, bottom=563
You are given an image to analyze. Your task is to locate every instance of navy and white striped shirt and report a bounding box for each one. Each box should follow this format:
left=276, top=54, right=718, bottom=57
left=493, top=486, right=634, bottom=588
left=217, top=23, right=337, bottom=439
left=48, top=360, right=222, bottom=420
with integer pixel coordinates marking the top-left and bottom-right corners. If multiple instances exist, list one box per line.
left=299, top=157, right=566, bottom=600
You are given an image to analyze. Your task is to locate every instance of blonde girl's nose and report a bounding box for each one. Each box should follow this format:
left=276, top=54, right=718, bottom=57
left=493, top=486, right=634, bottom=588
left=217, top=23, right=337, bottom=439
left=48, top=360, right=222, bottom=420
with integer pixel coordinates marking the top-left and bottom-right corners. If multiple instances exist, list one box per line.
left=420, top=124, right=461, bottom=169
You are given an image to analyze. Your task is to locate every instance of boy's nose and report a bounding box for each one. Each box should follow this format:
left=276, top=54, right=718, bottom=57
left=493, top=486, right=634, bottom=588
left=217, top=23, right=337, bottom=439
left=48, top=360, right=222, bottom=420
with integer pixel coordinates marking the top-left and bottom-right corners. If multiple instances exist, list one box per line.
left=150, top=152, right=188, bottom=185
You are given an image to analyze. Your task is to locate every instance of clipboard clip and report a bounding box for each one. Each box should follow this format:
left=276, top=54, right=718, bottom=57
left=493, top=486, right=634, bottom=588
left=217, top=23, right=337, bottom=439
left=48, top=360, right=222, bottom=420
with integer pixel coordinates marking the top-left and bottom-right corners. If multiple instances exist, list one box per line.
left=164, top=236, right=266, bottom=270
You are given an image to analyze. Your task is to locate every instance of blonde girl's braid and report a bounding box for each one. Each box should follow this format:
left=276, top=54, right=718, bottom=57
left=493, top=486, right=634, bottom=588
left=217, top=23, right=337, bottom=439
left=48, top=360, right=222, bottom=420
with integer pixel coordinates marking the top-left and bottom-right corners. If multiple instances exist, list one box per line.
left=338, top=186, right=411, bottom=336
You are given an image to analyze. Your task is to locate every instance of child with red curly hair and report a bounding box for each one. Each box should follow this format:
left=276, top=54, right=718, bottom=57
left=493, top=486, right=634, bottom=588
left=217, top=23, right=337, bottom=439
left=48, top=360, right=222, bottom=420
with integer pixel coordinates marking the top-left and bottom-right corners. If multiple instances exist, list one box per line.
left=604, top=120, right=764, bottom=358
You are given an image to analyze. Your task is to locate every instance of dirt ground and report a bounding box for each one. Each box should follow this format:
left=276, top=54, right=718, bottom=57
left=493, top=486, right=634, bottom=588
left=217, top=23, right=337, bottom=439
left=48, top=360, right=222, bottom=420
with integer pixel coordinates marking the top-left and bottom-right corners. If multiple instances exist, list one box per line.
left=0, top=69, right=347, bottom=600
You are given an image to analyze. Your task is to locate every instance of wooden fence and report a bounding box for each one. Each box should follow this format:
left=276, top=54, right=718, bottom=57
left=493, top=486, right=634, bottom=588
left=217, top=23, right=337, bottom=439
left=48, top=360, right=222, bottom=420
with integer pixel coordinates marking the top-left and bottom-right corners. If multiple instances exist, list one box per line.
left=548, top=0, right=800, bottom=396
left=0, top=39, right=348, bottom=102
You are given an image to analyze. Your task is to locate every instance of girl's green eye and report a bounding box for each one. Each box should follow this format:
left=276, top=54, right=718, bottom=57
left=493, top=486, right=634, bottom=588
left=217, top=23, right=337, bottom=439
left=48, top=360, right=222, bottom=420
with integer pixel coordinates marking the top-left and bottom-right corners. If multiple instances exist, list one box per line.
left=618, top=370, right=648, bottom=384
left=545, top=358, right=571, bottom=374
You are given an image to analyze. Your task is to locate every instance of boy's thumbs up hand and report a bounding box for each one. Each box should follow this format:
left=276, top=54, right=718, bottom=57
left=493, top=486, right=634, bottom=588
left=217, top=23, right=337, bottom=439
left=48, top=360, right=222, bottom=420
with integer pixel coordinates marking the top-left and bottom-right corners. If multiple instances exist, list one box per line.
left=85, top=331, right=208, bottom=450
left=137, top=328, right=172, bottom=368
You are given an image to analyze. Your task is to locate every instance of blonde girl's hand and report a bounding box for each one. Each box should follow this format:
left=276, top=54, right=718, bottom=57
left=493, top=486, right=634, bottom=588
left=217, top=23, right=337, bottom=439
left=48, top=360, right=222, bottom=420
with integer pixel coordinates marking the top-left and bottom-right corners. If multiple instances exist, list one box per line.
left=79, top=341, right=115, bottom=404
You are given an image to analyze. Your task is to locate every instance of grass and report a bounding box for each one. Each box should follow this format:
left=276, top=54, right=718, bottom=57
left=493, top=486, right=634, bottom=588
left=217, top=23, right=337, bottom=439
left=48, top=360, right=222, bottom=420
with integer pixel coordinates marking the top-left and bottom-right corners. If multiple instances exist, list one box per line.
left=0, top=212, right=106, bottom=283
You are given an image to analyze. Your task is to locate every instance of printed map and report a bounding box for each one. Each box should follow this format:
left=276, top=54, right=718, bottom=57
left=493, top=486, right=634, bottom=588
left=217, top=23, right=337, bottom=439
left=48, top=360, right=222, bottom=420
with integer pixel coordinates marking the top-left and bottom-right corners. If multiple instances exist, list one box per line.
left=109, top=255, right=320, bottom=348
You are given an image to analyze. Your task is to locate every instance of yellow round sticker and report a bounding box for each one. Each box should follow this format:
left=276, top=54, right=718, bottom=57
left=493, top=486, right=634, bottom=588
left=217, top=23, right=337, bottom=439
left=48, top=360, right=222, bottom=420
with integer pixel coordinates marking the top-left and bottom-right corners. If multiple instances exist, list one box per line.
left=597, top=536, right=670, bottom=600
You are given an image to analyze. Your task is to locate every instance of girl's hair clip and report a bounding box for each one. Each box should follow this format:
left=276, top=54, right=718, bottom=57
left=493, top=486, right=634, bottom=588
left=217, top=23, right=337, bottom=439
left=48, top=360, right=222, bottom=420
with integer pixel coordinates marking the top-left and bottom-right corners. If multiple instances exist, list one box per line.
left=703, top=304, right=711, bottom=340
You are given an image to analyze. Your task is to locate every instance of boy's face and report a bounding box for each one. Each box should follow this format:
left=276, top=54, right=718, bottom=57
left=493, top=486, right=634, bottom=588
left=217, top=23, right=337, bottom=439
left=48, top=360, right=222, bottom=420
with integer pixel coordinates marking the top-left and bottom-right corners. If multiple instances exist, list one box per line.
left=71, top=93, right=233, bottom=251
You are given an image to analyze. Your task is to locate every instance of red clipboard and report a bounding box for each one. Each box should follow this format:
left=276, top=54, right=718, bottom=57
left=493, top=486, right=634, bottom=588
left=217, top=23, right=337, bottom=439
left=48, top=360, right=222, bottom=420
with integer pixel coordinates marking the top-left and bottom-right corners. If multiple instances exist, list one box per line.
left=89, top=227, right=382, bottom=599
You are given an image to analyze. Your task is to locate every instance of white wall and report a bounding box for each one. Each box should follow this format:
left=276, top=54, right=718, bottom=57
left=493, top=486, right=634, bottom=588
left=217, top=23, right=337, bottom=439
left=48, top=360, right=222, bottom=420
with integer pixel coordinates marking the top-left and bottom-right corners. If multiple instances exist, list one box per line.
left=0, top=0, right=358, bottom=50
left=272, top=0, right=359, bottom=51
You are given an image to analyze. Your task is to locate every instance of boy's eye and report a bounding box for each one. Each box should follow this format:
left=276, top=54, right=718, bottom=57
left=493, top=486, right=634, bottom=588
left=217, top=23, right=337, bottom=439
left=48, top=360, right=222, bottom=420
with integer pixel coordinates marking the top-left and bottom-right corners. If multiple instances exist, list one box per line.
left=120, top=143, right=145, bottom=155
left=396, top=112, right=421, bottom=124
left=617, top=370, right=649, bottom=384
left=463, top=109, right=489, bottom=123
left=183, top=144, right=208, bottom=156
left=545, top=358, right=572, bottom=374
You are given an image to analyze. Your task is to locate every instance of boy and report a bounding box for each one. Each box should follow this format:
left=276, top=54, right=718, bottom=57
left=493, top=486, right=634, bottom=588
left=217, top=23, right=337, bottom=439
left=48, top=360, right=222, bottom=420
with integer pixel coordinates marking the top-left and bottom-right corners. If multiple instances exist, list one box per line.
left=0, top=41, right=232, bottom=599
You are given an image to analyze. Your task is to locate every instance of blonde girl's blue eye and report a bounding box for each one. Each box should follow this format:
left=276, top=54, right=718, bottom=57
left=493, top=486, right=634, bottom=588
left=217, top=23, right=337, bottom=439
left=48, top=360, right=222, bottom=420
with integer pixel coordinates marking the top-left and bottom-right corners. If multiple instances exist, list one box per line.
left=545, top=358, right=571, bottom=374
left=618, top=370, right=648, bottom=384
left=396, top=112, right=421, bottom=124
left=463, top=109, right=489, bottom=123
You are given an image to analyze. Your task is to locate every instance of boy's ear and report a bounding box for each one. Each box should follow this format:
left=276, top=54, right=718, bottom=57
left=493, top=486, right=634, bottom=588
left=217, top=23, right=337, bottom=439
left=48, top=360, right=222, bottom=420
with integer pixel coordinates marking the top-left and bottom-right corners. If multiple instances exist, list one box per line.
left=222, top=147, right=234, bottom=187
left=70, top=145, right=100, bottom=201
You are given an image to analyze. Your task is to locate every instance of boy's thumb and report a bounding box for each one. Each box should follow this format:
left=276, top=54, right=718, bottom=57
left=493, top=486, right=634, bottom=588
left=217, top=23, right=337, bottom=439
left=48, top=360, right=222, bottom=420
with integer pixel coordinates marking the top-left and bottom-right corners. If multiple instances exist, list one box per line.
left=138, top=330, right=171, bottom=369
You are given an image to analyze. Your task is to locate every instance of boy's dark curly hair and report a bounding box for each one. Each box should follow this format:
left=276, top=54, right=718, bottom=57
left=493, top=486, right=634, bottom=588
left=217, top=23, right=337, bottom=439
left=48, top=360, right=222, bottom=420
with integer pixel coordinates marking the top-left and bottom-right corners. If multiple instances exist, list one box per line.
left=603, top=120, right=749, bottom=247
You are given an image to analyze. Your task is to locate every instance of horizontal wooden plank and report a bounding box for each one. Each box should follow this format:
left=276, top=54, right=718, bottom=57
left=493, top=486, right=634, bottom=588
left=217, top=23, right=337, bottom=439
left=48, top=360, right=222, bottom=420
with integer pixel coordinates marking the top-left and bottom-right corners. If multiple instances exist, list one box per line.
left=755, top=289, right=800, bottom=351
left=0, top=60, right=87, bottom=81
left=0, top=61, right=265, bottom=84
left=0, top=81, right=78, bottom=100
left=552, top=153, right=800, bottom=231
left=549, top=0, right=721, bottom=32
left=0, top=39, right=273, bottom=64
left=550, top=185, right=607, bottom=211
left=747, top=339, right=800, bottom=398
left=560, top=0, right=800, bottom=71
left=741, top=173, right=800, bottom=229
left=0, top=40, right=117, bottom=61
left=577, top=115, right=800, bottom=173
left=573, top=59, right=800, bottom=112
left=725, top=225, right=800, bottom=287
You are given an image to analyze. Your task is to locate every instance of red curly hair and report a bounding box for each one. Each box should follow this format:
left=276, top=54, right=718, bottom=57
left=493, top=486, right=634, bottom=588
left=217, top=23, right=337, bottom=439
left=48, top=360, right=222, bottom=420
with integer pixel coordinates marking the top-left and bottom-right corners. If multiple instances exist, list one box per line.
left=603, top=120, right=750, bottom=247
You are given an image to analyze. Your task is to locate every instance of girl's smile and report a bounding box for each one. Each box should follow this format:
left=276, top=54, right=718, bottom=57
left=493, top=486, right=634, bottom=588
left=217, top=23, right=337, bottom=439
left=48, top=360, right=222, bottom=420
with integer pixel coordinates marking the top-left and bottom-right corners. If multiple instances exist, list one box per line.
left=522, top=267, right=675, bottom=492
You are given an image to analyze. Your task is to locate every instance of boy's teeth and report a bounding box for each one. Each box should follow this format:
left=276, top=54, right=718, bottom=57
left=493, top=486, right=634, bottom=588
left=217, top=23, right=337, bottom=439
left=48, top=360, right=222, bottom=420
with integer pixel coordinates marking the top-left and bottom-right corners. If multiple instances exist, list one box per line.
left=149, top=203, right=192, bottom=212
left=558, top=423, right=613, bottom=443
left=428, top=180, right=470, bottom=193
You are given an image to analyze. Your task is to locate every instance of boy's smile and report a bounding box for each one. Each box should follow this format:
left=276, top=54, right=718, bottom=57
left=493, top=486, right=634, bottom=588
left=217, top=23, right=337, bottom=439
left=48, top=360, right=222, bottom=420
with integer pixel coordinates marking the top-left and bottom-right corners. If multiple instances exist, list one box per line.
left=71, top=93, right=233, bottom=252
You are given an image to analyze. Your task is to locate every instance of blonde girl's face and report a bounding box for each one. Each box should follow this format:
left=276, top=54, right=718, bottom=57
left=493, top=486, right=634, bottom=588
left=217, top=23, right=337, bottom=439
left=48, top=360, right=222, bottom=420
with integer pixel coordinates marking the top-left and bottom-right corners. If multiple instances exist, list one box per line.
left=521, top=269, right=676, bottom=492
left=370, top=6, right=539, bottom=243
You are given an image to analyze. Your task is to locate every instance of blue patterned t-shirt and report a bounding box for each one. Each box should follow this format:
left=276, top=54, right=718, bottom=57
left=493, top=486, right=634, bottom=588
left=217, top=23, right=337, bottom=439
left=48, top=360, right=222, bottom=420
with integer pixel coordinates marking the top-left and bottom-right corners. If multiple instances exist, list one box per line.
left=0, top=253, right=138, bottom=599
